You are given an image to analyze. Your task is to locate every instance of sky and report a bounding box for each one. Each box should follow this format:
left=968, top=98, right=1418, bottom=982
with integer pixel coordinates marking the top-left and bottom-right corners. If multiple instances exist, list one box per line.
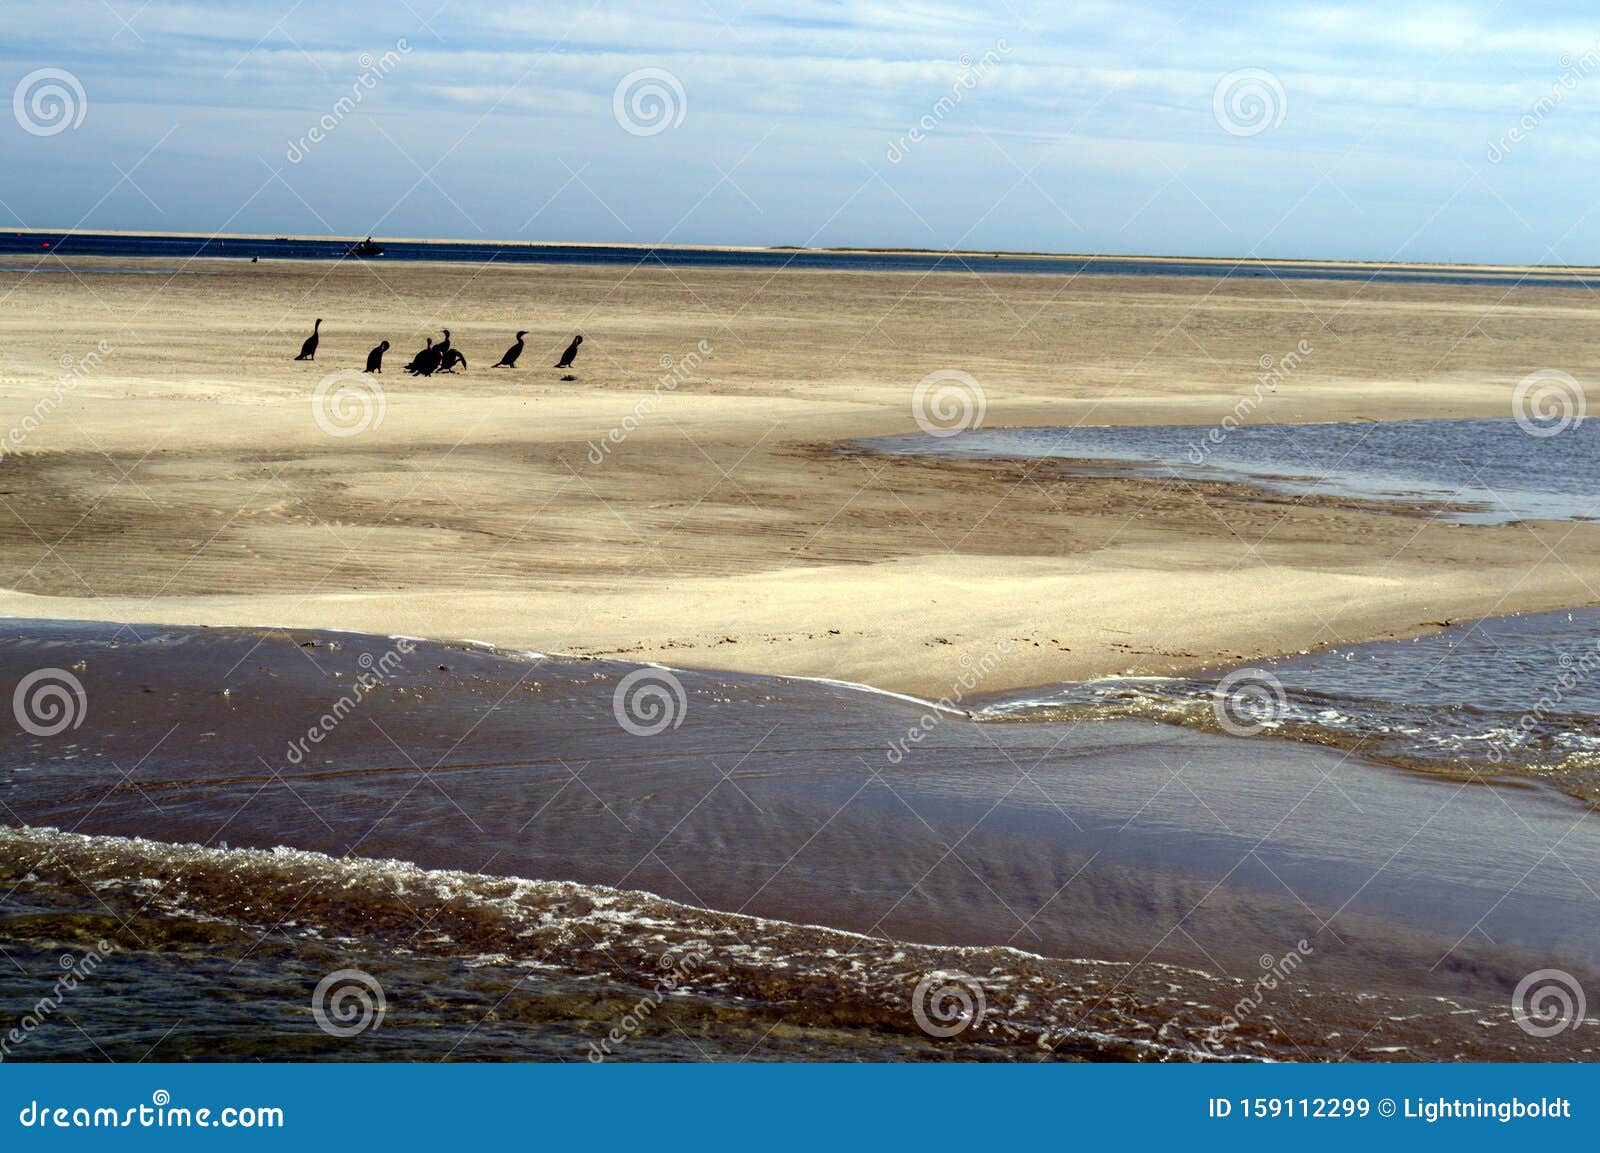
left=2, top=0, right=1599, bottom=263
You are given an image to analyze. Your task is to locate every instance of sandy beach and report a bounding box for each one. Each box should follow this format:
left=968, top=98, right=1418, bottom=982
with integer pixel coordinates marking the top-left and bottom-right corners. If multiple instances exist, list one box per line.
left=1, top=255, right=1596, bottom=698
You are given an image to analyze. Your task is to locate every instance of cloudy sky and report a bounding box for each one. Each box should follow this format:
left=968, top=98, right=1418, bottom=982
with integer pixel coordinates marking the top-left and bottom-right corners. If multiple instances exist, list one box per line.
left=2, top=1, right=1598, bottom=263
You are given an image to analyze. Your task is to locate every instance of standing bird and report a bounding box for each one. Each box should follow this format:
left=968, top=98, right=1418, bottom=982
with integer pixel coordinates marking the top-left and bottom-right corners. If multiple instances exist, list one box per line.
left=365, top=340, right=389, bottom=374
left=439, top=349, right=468, bottom=373
left=294, top=318, right=322, bottom=361
left=494, top=331, right=527, bottom=368
left=434, top=328, right=452, bottom=358
left=404, top=337, right=438, bottom=376
left=554, top=334, right=582, bottom=369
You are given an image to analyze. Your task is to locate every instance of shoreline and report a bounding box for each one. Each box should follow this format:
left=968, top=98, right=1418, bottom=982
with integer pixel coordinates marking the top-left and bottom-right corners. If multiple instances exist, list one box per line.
left=4, top=604, right=1597, bottom=805
left=4, top=619, right=1596, bottom=1061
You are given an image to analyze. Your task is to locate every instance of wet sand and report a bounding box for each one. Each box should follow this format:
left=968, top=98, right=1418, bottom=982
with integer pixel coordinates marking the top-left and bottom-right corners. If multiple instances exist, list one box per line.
left=1, top=257, right=1599, bottom=696
left=3, top=622, right=1597, bottom=1060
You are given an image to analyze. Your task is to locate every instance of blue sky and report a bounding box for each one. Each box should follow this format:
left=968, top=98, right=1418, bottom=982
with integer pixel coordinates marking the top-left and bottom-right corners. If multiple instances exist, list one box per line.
left=2, top=0, right=1598, bottom=263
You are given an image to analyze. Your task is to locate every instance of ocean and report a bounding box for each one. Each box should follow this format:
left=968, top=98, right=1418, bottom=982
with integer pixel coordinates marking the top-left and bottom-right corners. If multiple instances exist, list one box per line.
left=6, top=231, right=1600, bottom=288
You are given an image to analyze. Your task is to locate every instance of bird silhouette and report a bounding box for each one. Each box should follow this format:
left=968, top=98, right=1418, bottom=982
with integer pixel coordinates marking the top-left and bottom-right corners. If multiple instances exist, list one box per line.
left=294, top=319, right=322, bottom=361
left=555, top=334, right=582, bottom=368
left=439, top=349, right=468, bottom=373
left=494, top=331, right=527, bottom=368
left=405, top=336, right=440, bottom=376
left=365, top=340, right=389, bottom=374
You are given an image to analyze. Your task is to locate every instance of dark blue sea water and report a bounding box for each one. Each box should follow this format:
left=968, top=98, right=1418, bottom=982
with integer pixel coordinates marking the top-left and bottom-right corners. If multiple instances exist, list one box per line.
left=5, top=231, right=1600, bottom=287
left=864, top=419, right=1600, bottom=525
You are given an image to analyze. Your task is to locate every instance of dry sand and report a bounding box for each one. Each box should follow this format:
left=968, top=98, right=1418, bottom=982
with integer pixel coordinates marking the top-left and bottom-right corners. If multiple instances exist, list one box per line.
left=0, top=254, right=1597, bottom=697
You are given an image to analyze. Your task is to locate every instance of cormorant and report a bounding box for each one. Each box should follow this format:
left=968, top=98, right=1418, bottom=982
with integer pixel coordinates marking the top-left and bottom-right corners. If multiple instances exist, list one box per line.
left=365, top=340, right=389, bottom=374
left=294, top=318, right=322, bottom=361
left=554, top=334, right=582, bottom=368
left=439, top=349, right=468, bottom=373
left=405, top=337, right=440, bottom=376
left=494, top=331, right=527, bottom=368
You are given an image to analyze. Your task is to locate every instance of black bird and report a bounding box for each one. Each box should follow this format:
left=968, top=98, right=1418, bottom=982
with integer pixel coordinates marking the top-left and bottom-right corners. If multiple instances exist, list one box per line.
left=435, top=328, right=452, bottom=357
left=404, top=337, right=440, bottom=376
left=439, top=349, right=468, bottom=373
left=493, top=331, right=527, bottom=368
left=294, top=318, right=322, bottom=361
left=365, top=340, right=389, bottom=374
left=554, top=334, right=582, bottom=368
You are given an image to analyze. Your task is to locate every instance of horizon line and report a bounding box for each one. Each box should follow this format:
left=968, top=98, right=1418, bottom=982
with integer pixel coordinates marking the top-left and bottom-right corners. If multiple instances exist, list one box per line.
left=5, top=226, right=1597, bottom=275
